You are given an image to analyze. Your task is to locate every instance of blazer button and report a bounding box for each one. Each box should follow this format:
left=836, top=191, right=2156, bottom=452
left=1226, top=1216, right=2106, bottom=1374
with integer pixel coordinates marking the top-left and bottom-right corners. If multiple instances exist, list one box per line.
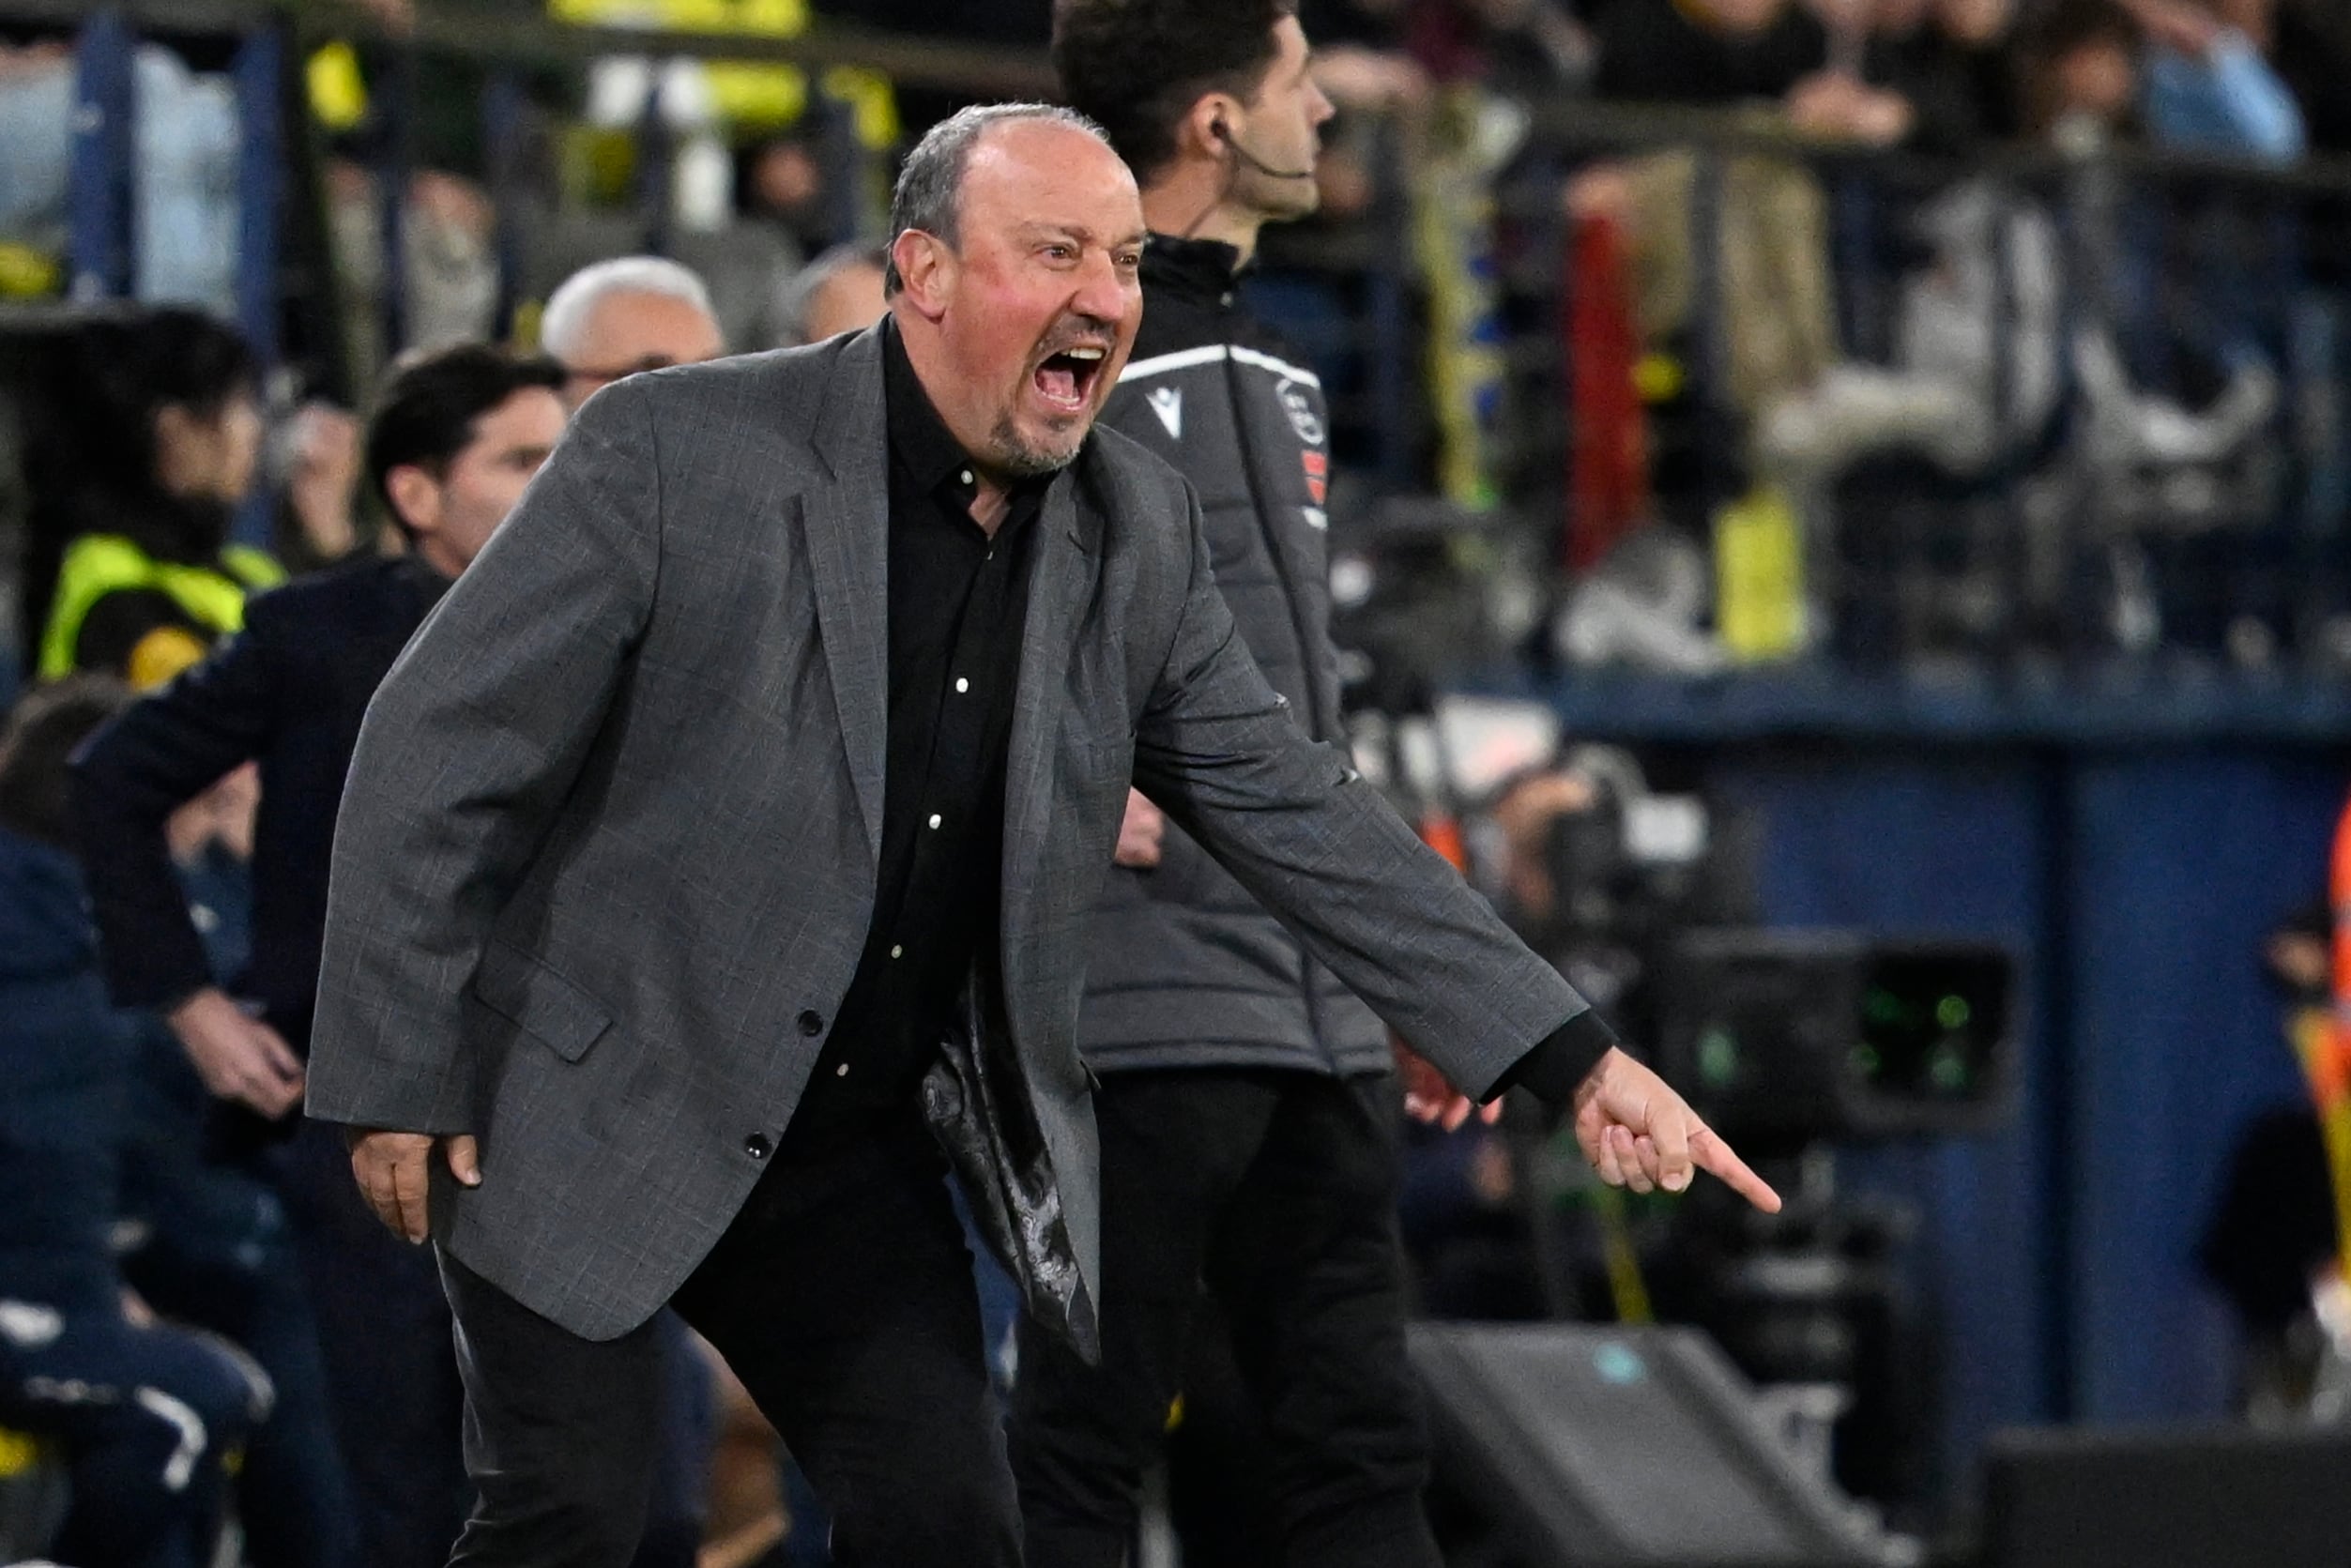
left=797, top=1010, right=824, bottom=1037
left=744, top=1133, right=771, bottom=1160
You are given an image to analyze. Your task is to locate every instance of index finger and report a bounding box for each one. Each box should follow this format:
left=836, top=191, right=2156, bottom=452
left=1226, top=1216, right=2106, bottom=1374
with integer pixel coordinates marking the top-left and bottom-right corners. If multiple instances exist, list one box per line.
left=354, top=1154, right=405, bottom=1237
left=389, top=1144, right=432, bottom=1242
left=1691, top=1127, right=1781, bottom=1213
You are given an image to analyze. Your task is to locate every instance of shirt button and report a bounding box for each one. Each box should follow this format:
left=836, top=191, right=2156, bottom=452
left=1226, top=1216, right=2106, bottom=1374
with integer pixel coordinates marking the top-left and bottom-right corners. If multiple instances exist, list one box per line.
left=927, top=814, right=942, bottom=830
left=834, top=1063, right=850, bottom=1077
left=954, top=677, right=969, bottom=694
left=797, top=1009, right=824, bottom=1037
left=958, top=468, right=973, bottom=485
left=890, top=944, right=903, bottom=959
left=744, top=1133, right=770, bottom=1160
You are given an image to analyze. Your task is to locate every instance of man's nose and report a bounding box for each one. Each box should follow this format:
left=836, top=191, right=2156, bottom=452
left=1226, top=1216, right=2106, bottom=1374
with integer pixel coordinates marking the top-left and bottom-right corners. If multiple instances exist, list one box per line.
left=1070, top=251, right=1132, bottom=326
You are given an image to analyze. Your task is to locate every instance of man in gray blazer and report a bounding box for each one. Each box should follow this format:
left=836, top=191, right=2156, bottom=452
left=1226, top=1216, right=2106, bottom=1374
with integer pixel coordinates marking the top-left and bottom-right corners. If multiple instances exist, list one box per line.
left=308, top=103, right=1776, bottom=1568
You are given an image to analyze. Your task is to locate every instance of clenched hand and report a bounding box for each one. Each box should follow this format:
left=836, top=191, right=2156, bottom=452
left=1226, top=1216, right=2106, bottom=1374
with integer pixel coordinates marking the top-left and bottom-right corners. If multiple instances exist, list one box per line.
left=1396, top=1042, right=1504, bottom=1131
left=348, top=1130, right=482, bottom=1242
left=1114, top=788, right=1165, bottom=869
left=169, top=987, right=305, bottom=1119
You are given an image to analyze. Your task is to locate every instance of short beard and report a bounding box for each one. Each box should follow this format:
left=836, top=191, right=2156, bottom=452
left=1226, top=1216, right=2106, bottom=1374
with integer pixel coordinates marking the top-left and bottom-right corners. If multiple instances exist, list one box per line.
left=987, top=414, right=1087, bottom=479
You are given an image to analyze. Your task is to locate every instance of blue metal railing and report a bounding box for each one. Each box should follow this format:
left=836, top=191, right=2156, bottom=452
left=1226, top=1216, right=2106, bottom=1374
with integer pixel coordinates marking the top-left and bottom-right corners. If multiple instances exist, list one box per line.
left=68, top=8, right=136, bottom=306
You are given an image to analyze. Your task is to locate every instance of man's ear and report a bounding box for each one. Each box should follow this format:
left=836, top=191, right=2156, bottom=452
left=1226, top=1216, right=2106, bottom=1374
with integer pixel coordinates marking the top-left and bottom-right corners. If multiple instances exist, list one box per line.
left=385, top=465, right=440, bottom=536
left=892, top=230, right=955, bottom=322
left=1183, top=91, right=1240, bottom=162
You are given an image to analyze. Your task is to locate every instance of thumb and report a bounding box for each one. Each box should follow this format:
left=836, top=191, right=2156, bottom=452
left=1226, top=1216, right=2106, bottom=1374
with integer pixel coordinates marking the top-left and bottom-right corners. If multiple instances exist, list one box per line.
left=446, top=1135, right=482, bottom=1187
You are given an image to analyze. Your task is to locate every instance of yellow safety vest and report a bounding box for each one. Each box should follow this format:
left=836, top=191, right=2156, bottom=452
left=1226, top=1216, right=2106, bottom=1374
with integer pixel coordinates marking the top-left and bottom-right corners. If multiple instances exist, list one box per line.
left=38, top=534, right=286, bottom=684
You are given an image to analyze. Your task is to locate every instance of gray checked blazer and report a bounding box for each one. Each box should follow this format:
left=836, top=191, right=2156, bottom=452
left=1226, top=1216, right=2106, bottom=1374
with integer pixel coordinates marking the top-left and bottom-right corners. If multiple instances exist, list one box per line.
left=306, top=325, right=1591, bottom=1347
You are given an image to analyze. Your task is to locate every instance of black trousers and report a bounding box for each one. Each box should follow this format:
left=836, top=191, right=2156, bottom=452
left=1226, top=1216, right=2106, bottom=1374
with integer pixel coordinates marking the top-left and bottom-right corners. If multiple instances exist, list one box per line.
left=437, top=1111, right=1015, bottom=1568
left=1008, top=1070, right=1442, bottom=1568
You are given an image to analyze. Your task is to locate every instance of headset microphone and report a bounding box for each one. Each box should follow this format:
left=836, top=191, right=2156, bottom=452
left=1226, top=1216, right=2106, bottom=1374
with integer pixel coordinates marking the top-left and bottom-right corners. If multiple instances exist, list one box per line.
left=1212, top=119, right=1317, bottom=182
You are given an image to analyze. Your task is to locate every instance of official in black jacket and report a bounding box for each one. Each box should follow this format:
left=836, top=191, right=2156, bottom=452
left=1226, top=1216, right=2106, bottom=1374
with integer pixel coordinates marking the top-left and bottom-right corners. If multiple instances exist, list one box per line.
left=71, top=346, right=570, bottom=1568
left=1020, top=6, right=1621, bottom=1565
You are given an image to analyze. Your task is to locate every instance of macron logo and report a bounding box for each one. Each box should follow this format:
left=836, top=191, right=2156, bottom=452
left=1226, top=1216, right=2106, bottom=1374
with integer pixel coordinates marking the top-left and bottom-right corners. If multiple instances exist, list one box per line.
left=1147, top=386, right=1183, bottom=440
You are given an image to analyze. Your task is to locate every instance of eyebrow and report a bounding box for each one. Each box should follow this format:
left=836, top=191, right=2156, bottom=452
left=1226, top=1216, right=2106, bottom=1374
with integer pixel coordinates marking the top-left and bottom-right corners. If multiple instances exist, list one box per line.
left=1018, top=222, right=1149, bottom=251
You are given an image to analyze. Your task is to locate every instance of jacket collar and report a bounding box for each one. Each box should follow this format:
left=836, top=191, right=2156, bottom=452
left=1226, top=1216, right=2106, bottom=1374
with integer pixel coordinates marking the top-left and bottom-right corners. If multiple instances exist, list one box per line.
left=1140, top=233, right=1245, bottom=303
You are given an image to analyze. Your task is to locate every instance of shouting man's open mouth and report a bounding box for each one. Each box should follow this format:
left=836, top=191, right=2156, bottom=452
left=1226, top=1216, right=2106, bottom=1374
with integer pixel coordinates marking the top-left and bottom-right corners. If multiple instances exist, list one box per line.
left=1031, top=341, right=1111, bottom=419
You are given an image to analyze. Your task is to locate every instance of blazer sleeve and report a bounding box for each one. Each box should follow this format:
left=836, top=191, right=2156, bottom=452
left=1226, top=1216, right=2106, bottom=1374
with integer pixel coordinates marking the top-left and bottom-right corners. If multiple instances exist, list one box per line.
left=306, top=381, right=662, bottom=1134
left=72, top=616, right=282, bottom=1012
left=1131, top=483, right=1611, bottom=1103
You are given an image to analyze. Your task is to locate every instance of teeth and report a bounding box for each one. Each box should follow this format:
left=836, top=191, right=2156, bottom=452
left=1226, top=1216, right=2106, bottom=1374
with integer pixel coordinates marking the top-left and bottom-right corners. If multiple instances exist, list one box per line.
left=1065, top=347, right=1106, bottom=360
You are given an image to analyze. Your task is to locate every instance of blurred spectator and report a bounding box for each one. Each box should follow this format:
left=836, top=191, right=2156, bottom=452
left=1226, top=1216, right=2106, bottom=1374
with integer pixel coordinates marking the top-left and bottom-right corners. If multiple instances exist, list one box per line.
left=1867, top=0, right=2023, bottom=153
left=735, top=133, right=833, bottom=259
left=2118, top=0, right=2305, bottom=160
left=0, top=36, right=244, bottom=312
left=1591, top=0, right=1831, bottom=112
left=326, top=160, right=502, bottom=384
left=30, top=311, right=286, bottom=690
left=1405, top=0, right=1597, bottom=94
left=2200, top=902, right=2340, bottom=1420
left=0, top=676, right=271, bottom=1568
left=773, top=244, right=888, bottom=346
left=275, top=403, right=368, bottom=572
left=2019, top=0, right=2143, bottom=145
left=308, top=0, right=556, bottom=378
left=114, top=760, right=359, bottom=1568
left=539, top=255, right=727, bottom=407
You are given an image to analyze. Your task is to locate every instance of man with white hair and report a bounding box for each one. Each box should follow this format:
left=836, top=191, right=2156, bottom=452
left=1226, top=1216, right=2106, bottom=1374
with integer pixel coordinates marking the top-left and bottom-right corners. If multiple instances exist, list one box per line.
left=539, top=256, right=727, bottom=410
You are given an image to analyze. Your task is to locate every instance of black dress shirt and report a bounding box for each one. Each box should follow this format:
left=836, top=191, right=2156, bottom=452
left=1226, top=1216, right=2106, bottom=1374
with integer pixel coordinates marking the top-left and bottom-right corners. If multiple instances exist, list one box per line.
left=785, top=322, right=1048, bottom=1150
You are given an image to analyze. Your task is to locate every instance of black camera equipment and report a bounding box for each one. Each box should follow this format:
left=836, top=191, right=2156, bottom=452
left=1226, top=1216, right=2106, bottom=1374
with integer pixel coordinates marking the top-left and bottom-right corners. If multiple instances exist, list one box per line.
left=1656, top=930, right=2018, bottom=1147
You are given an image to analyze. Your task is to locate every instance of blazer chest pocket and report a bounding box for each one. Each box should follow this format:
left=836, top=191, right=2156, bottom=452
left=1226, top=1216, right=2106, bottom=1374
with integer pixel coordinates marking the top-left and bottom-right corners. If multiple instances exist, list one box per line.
left=470, top=940, right=612, bottom=1063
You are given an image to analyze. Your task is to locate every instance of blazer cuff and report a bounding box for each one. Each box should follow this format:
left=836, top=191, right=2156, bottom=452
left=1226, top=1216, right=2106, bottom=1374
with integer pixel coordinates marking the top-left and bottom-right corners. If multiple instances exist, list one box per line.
left=1490, top=1010, right=1619, bottom=1107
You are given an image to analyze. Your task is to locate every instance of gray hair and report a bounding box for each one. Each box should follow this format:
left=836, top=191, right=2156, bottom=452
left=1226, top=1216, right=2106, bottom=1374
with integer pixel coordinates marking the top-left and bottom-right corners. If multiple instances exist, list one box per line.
left=540, top=256, right=717, bottom=362
left=772, top=244, right=890, bottom=346
left=884, top=102, right=1112, bottom=295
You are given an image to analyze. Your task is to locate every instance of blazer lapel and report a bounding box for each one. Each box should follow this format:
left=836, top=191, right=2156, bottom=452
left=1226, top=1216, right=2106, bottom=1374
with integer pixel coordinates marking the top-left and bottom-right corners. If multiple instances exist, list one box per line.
left=804, top=328, right=891, bottom=866
left=1001, top=471, right=1101, bottom=955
